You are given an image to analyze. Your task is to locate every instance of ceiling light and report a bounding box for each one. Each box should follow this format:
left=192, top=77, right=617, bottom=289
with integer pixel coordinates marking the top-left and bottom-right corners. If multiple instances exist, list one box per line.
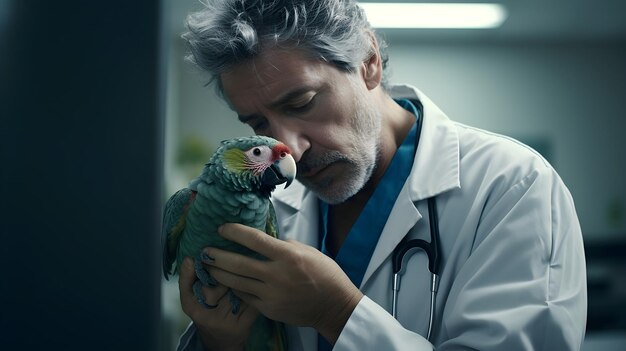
left=359, top=3, right=508, bottom=29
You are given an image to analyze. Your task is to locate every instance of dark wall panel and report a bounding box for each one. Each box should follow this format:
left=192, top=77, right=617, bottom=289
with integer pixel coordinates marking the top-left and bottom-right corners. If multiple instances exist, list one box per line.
left=1, top=1, right=164, bottom=349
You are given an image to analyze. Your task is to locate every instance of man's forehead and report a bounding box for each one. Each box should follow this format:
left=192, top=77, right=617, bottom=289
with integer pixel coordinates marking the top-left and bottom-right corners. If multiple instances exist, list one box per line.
left=220, top=48, right=329, bottom=110
left=222, top=47, right=318, bottom=85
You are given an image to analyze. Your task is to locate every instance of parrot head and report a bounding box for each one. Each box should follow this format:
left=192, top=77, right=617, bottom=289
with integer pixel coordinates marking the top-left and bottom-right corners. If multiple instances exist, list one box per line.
left=205, top=136, right=296, bottom=195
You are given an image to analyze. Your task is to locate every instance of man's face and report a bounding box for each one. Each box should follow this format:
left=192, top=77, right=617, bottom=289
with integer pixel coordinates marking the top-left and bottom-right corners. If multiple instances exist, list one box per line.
left=220, top=47, right=381, bottom=204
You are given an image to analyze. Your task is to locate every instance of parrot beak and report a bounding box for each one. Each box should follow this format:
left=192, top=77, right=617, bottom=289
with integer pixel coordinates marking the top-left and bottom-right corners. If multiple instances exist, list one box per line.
left=262, top=153, right=296, bottom=189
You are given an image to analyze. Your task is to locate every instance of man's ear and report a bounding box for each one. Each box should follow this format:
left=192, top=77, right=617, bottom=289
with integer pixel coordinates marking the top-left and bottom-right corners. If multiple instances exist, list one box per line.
left=361, top=31, right=383, bottom=91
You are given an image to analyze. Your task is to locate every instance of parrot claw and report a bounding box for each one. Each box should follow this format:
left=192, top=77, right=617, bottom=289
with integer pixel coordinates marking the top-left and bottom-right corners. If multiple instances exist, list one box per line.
left=228, top=290, right=241, bottom=315
left=193, top=280, right=218, bottom=309
left=194, top=257, right=218, bottom=287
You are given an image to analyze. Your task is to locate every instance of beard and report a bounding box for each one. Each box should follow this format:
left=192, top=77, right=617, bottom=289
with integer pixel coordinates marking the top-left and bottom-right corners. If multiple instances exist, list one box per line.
left=296, top=79, right=382, bottom=204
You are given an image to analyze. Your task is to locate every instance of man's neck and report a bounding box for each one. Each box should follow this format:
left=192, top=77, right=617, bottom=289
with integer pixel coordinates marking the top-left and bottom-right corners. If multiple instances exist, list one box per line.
left=325, top=94, right=416, bottom=255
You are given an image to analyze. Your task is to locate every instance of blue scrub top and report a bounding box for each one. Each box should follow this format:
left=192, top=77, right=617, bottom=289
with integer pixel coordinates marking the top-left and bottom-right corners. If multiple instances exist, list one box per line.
left=317, top=99, right=420, bottom=351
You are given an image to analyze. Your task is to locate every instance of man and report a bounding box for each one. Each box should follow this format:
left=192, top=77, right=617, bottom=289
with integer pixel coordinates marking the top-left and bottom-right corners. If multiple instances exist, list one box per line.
left=176, top=0, right=587, bottom=350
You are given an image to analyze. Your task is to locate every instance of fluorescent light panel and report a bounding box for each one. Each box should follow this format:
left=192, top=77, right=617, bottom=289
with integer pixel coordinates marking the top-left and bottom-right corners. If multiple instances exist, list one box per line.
left=359, top=3, right=508, bottom=29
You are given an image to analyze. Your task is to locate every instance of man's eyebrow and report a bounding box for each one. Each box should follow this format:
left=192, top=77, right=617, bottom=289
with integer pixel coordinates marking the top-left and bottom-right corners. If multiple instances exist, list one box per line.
left=237, top=85, right=319, bottom=123
left=268, top=86, right=316, bottom=109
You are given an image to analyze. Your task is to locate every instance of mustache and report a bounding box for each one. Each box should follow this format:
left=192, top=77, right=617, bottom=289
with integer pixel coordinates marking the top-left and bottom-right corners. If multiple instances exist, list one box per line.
left=297, top=151, right=349, bottom=175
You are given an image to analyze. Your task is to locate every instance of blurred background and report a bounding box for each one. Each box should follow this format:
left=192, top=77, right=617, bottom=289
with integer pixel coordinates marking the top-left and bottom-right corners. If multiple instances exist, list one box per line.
left=1, top=0, right=625, bottom=350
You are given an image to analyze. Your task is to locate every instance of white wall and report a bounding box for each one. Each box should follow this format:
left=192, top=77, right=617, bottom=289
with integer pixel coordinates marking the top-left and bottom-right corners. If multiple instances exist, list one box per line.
left=166, top=37, right=626, bottom=239
left=385, top=40, right=626, bottom=239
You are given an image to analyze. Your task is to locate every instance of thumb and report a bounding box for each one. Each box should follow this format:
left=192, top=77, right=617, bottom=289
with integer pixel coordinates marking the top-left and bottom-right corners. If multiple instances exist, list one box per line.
left=179, top=257, right=197, bottom=304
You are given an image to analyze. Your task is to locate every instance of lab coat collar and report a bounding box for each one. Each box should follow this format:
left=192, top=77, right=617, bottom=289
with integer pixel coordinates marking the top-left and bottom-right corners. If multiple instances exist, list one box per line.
left=389, top=84, right=460, bottom=202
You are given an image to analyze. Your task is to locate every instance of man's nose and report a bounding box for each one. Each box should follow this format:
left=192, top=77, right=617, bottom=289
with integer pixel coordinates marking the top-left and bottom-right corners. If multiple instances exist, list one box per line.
left=269, top=124, right=310, bottom=163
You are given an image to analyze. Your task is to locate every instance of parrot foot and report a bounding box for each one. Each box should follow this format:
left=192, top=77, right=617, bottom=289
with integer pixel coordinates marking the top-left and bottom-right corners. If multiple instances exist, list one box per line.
left=228, top=290, right=241, bottom=315
left=194, top=256, right=218, bottom=287
left=193, top=280, right=218, bottom=309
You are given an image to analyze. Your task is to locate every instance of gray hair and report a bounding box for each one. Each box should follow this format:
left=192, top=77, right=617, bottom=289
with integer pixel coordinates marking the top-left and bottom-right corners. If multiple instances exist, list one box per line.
left=182, top=0, right=390, bottom=96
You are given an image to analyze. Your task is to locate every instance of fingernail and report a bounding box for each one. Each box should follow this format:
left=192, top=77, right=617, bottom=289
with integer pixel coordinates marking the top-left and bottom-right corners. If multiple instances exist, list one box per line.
left=201, top=250, right=215, bottom=264
left=217, top=225, right=224, bottom=234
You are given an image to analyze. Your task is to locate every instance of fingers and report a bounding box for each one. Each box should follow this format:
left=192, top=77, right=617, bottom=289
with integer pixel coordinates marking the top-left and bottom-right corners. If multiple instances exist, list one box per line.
left=218, top=223, right=288, bottom=259
left=202, top=247, right=267, bottom=279
left=179, top=257, right=198, bottom=312
left=201, top=245, right=269, bottom=297
left=232, top=289, right=261, bottom=310
left=178, top=256, right=263, bottom=350
left=179, top=257, right=228, bottom=319
left=207, top=264, right=265, bottom=297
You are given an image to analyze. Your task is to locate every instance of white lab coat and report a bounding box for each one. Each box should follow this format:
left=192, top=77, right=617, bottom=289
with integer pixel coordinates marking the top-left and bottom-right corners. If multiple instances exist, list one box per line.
left=178, top=85, right=587, bottom=350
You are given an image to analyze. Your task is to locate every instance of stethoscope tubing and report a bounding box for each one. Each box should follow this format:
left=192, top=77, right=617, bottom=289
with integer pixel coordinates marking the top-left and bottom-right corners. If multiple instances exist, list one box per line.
left=391, top=274, right=439, bottom=340
left=391, top=198, right=440, bottom=341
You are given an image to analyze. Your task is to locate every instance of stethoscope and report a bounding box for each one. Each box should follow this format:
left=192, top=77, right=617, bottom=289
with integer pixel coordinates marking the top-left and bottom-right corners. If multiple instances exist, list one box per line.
left=391, top=100, right=441, bottom=341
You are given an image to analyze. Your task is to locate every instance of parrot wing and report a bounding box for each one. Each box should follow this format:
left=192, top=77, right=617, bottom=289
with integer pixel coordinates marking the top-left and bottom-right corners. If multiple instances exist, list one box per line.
left=161, top=187, right=197, bottom=279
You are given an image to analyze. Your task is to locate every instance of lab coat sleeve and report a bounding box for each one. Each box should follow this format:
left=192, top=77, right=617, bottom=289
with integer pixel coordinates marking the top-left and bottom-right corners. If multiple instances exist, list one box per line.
left=438, top=168, right=587, bottom=349
left=334, top=296, right=434, bottom=350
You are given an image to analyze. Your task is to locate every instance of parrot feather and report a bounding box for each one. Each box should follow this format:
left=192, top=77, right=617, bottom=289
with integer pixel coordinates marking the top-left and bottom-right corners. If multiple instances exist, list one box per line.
left=161, top=188, right=197, bottom=278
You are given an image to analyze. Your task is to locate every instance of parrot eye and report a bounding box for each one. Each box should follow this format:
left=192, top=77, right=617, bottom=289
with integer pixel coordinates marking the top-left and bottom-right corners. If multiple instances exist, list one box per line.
left=244, top=145, right=272, bottom=163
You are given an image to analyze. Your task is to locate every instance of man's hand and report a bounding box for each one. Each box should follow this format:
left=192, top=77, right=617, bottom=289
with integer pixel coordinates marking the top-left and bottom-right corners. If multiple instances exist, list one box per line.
left=179, top=257, right=259, bottom=351
left=202, top=223, right=364, bottom=345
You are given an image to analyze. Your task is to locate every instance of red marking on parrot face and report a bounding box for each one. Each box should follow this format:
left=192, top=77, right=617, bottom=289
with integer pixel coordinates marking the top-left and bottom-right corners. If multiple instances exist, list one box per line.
left=272, top=143, right=292, bottom=162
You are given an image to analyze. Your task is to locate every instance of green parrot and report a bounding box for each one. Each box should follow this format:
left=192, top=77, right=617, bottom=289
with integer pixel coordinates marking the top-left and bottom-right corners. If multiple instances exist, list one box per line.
left=162, top=136, right=296, bottom=351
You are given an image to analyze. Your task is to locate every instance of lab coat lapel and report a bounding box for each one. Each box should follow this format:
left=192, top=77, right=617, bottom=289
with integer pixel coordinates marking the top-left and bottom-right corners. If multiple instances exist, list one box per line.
left=360, top=85, right=461, bottom=289
left=360, top=184, right=422, bottom=288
